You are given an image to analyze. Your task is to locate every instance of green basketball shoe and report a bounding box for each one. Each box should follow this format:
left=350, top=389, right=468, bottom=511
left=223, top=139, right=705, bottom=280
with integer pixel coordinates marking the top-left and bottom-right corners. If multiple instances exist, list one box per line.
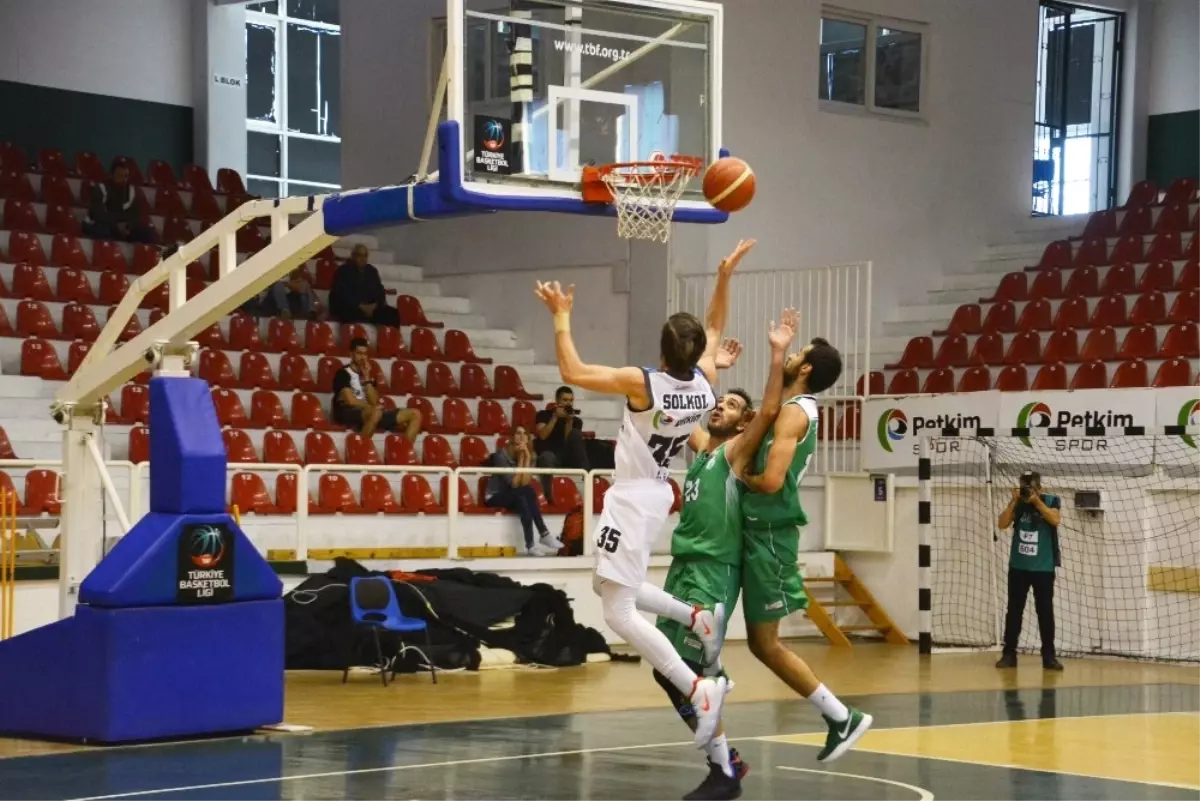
left=816, top=708, right=873, bottom=763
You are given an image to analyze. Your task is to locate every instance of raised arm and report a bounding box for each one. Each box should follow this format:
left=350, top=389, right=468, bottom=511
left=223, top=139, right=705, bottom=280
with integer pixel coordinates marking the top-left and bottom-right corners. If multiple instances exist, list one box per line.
left=741, top=403, right=807, bottom=495
left=689, top=338, right=745, bottom=452
left=696, top=239, right=755, bottom=383
left=728, top=309, right=797, bottom=472
left=535, top=281, right=649, bottom=404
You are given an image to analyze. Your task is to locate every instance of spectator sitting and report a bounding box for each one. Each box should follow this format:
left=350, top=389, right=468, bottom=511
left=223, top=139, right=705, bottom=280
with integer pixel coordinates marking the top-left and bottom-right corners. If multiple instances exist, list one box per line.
left=331, top=338, right=421, bottom=440
left=485, top=425, right=564, bottom=556
left=535, top=386, right=591, bottom=481
left=329, top=244, right=401, bottom=326
left=244, top=269, right=319, bottom=319
left=82, top=164, right=156, bottom=244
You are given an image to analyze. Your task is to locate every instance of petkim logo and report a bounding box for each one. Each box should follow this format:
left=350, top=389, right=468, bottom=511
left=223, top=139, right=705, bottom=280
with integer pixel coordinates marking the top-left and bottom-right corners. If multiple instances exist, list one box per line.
left=1016, top=399, right=1137, bottom=446
left=877, top=409, right=907, bottom=453
left=1016, top=401, right=1052, bottom=447
left=1180, top=399, right=1200, bottom=448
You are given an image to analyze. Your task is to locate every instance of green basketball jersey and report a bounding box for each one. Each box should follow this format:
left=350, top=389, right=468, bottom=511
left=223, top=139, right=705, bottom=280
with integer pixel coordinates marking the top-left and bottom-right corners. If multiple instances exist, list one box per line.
left=741, top=395, right=818, bottom=529
left=671, top=442, right=744, bottom=565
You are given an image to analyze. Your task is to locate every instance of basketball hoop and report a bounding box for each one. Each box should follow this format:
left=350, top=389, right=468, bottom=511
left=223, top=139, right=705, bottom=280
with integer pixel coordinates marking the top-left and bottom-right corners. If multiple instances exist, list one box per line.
left=582, top=156, right=702, bottom=243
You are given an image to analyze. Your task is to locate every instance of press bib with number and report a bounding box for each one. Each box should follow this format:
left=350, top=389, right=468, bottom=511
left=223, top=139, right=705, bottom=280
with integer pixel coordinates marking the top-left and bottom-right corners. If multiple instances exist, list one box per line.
left=616, top=367, right=716, bottom=482
left=1008, top=496, right=1060, bottom=573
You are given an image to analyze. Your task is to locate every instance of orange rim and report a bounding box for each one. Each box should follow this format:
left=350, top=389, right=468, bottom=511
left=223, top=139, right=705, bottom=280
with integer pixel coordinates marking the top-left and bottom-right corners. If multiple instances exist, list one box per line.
left=582, top=156, right=702, bottom=204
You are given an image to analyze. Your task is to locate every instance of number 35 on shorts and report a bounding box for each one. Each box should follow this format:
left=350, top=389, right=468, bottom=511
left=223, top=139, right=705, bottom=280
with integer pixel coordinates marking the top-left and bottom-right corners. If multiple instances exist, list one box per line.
left=596, top=525, right=622, bottom=553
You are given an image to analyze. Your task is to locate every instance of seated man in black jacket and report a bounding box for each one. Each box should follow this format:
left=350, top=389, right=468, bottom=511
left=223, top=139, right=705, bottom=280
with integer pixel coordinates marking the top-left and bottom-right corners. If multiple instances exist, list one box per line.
left=329, top=244, right=401, bottom=326
left=332, top=339, right=421, bottom=440
left=82, top=164, right=157, bottom=244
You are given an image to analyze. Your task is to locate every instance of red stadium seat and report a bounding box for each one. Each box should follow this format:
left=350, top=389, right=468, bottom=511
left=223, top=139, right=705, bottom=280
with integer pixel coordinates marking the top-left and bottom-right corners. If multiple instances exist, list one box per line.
left=1063, top=265, right=1099, bottom=297
left=99, top=271, right=131, bottom=305
left=337, top=323, right=371, bottom=356
left=440, top=398, right=473, bottom=434
left=1160, top=323, right=1199, bottom=358
left=238, top=351, right=278, bottom=389
left=447, top=476, right=489, bottom=514
left=1017, top=299, right=1053, bottom=331
left=184, top=164, right=216, bottom=195
left=2, top=199, right=39, bottom=231
left=1043, top=328, right=1080, bottom=363
left=316, top=474, right=362, bottom=514
left=263, top=430, right=303, bottom=465
left=250, top=390, right=288, bottom=429
left=229, top=313, right=266, bottom=351
left=44, top=204, right=80, bottom=236
left=191, top=190, right=223, bottom=222
left=152, top=186, right=187, bottom=217
left=886, top=369, right=920, bottom=395
left=444, top=329, right=492, bottom=363
left=313, top=257, right=337, bottom=290
left=1178, top=259, right=1199, bottom=291
left=274, top=473, right=314, bottom=514
left=402, top=475, right=445, bottom=513
left=981, top=301, right=1017, bottom=334
left=1154, top=201, right=1190, bottom=234
left=345, top=433, right=383, bottom=465
left=61, top=302, right=100, bottom=342
left=304, top=321, right=337, bottom=355
left=425, top=361, right=461, bottom=397
left=857, top=372, right=885, bottom=396
left=1028, top=270, right=1064, bottom=300
left=0, top=304, right=10, bottom=336
left=968, top=332, right=1004, bottom=366
left=0, top=169, right=34, bottom=201
left=1139, top=260, right=1175, bottom=293
left=67, top=340, right=92, bottom=374
left=21, top=470, right=61, bottom=516
left=1163, top=177, right=1197, bottom=204
left=12, top=262, right=54, bottom=301
left=1080, top=326, right=1117, bottom=362
left=545, top=477, right=583, bottom=514
left=1111, top=360, right=1148, bottom=388
left=995, top=365, right=1029, bottom=392
left=1070, top=360, right=1108, bottom=389
left=1152, top=358, right=1192, bottom=387
left=50, top=234, right=88, bottom=270
left=6, top=231, right=45, bottom=266
left=469, top=399, right=510, bottom=436
left=1090, top=294, right=1127, bottom=327
left=397, top=295, right=442, bottom=328
left=237, top=224, right=266, bottom=252
left=384, top=434, right=419, bottom=465
left=217, top=168, right=246, bottom=195
left=493, top=366, right=543, bottom=399
left=230, top=472, right=282, bottom=515
left=1168, top=289, right=1199, bottom=324
left=128, top=426, right=149, bottom=464
left=266, top=318, right=301, bottom=353
left=92, top=240, right=131, bottom=273
left=1004, top=331, right=1041, bottom=366
left=410, top=327, right=446, bottom=361
left=39, top=174, right=75, bottom=206
left=198, top=350, right=238, bottom=388
left=933, top=305, right=982, bottom=337
left=1052, top=296, right=1089, bottom=331
left=933, top=334, right=970, bottom=368
left=36, top=148, right=71, bottom=175
left=422, top=434, right=457, bottom=468
left=222, top=429, right=259, bottom=463
left=1121, top=180, right=1157, bottom=209
left=1117, top=205, right=1152, bottom=237
left=1031, top=363, right=1067, bottom=390
left=55, top=268, right=96, bottom=304
left=1146, top=231, right=1183, bottom=262
left=981, top=272, right=1028, bottom=303
left=361, top=474, right=404, bottom=514
left=390, top=360, right=424, bottom=395
left=459, top=363, right=496, bottom=398
left=279, top=353, right=317, bottom=391
left=316, top=356, right=341, bottom=393
left=374, top=325, right=404, bottom=359
left=1108, top=235, right=1144, bottom=265
left=1035, top=241, right=1071, bottom=270
left=161, top=216, right=194, bottom=244
left=292, top=392, right=338, bottom=430
left=407, top=397, right=445, bottom=433
left=921, top=368, right=955, bottom=394
left=1101, top=262, right=1136, bottom=295
left=304, top=431, right=342, bottom=464
left=1129, top=291, right=1167, bottom=326
left=211, top=388, right=250, bottom=428
left=1118, top=324, right=1158, bottom=359
left=16, top=300, right=59, bottom=338
left=593, top=476, right=611, bottom=514
left=1071, top=237, right=1108, bottom=269
left=146, top=160, right=178, bottom=188
left=512, top=400, right=537, bottom=430
left=957, top=366, right=991, bottom=393
left=0, top=428, right=12, bottom=461
left=115, top=384, right=149, bottom=425
left=459, top=435, right=490, bottom=467
left=73, top=152, right=105, bottom=181
left=140, top=282, right=169, bottom=311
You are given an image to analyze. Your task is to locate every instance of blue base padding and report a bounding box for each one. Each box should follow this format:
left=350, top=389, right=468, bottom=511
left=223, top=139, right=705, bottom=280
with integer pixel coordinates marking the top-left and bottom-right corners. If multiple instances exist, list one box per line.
left=149, top=376, right=227, bottom=515
left=323, top=120, right=730, bottom=235
left=79, top=512, right=281, bottom=607
left=0, top=600, right=284, bottom=743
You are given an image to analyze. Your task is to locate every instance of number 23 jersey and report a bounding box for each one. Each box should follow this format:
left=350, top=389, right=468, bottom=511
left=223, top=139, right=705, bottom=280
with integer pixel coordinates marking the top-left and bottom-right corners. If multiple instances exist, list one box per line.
left=617, top=367, right=717, bottom=482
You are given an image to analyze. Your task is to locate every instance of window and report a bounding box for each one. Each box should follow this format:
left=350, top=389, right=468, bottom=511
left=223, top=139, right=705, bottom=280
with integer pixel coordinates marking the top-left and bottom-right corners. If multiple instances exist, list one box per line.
left=245, top=2, right=341, bottom=198
left=819, top=10, right=926, bottom=118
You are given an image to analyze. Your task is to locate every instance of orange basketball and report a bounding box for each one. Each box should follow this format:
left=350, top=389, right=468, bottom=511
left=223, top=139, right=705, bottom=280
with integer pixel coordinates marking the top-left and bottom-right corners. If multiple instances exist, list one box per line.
left=703, top=157, right=755, bottom=213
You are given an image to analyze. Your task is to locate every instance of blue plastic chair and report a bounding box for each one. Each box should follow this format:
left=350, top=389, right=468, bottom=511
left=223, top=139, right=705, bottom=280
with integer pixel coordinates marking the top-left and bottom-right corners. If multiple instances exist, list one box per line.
left=344, top=576, right=437, bottom=686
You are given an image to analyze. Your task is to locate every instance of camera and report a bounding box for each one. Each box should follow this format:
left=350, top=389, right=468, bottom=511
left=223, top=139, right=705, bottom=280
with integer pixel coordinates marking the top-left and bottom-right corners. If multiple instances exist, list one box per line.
left=559, top=403, right=580, bottom=416
left=1019, top=471, right=1037, bottom=502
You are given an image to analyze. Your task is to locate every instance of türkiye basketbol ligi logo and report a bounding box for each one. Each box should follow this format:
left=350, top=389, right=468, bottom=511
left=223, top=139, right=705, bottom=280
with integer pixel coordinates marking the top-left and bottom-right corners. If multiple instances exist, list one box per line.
left=187, top=525, right=226, bottom=568
left=1016, top=401, right=1052, bottom=447
left=482, top=119, right=505, bottom=151
left=1180, top=399, right=1200, bottom=449
left=876, top=408, right=908, bottom=453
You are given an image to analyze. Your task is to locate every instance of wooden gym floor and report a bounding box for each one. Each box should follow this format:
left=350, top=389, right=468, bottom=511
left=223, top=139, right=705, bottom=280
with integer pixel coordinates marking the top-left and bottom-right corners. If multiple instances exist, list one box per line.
left=0, top=642, right=1197, bottom=800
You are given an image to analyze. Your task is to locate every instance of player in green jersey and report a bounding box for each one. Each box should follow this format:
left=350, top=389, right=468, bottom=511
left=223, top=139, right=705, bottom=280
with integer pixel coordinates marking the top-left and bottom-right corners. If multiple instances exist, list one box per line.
left=653, top=309, right=796, bottom=801
left=739, top=337, right=874, bottom=764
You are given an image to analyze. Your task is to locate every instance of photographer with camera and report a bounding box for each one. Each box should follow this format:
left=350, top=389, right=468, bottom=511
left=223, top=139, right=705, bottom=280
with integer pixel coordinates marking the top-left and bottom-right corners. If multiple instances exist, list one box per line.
left=996, top=471, right=1064, bottom=671
left=534, top=386, right=591, bottom=483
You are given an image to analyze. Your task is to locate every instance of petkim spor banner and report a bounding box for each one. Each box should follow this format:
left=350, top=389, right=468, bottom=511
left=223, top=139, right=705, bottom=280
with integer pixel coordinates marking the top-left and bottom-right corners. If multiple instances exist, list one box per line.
left=863, top=388, right=1196, bottom=470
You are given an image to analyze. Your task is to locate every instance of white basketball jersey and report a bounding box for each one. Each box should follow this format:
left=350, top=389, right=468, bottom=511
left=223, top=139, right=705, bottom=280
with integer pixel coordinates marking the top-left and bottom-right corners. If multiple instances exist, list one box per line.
left=616, top=368, right=717, bottom=482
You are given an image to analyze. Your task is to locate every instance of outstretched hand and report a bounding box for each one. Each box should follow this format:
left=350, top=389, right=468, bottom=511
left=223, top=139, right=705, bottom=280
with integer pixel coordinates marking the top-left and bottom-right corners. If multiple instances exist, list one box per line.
left=715, top=338, right=743, bottom=370
left=534, top=280, right=575, bottom=315
left=768, top=307, right=798, bottom=352
left=718, top=238, right=756, bottom=278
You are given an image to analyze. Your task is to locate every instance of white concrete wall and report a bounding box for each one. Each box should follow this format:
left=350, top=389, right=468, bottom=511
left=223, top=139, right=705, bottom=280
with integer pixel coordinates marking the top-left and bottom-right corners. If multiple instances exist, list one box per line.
left=0, top=0, right=194, bottom=106
left=1147, top=0, right=1200, bottom=115
left=191, top=0, right=247, bottom=175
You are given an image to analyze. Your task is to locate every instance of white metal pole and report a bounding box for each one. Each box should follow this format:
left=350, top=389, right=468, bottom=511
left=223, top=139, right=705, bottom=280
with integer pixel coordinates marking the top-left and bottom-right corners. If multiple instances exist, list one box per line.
left=84, top=435, right=132, bottom=534
left=58, top=412, right=105, bottom=619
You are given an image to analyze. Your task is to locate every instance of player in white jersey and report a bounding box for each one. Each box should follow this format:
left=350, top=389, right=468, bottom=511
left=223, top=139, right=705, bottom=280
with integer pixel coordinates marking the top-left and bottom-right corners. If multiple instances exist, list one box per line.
left=534, top=239, right=756, bottom=749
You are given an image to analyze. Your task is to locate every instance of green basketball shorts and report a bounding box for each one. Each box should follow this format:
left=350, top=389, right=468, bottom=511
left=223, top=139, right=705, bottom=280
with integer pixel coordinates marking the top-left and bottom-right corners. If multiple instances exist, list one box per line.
left=741, top=522, right=808, bottom=624
left=655, top=558, right=741, bottom=664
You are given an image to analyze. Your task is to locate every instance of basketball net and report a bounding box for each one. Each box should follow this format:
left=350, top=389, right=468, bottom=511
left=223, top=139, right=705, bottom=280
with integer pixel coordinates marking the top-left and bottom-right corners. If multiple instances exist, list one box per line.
left=589, top=155, right=701, bottom=243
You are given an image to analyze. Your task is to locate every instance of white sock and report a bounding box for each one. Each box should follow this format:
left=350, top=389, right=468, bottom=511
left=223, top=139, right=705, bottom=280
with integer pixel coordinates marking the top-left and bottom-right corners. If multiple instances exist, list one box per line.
left=706, top=734, right=734, bottom=778
left=635, top=582, right=695, bottom=627
left=808, top=683, right=849, bottom=722
left=600, top=582, right=698, bottom=695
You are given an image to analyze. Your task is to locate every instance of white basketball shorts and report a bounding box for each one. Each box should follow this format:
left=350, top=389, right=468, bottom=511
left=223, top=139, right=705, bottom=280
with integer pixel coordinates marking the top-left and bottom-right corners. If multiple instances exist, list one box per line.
left=593, top=479, right=674, bottom=588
